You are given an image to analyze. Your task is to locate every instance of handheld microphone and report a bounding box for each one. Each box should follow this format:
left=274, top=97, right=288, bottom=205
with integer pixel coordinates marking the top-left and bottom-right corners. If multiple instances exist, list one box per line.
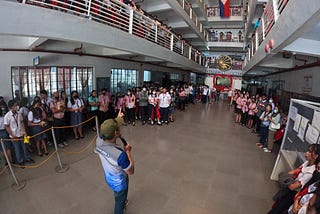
left=119, top=135, right=128, bottom=146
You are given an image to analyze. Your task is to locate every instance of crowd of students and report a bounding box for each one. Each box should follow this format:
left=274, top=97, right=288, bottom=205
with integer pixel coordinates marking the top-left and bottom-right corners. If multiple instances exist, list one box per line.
left=232, top=89, right=286, bottom=153
left=0, top=83, right=202, bottom=167
left=231, top=89, right=320, bottom=214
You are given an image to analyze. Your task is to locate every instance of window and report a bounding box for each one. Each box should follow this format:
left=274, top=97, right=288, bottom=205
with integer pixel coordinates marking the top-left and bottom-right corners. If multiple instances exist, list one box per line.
left=144, top=70, right=151, bottom=82
left=111, top=69, right=138, bottom=94
left=170, top=73, right=179, bottom=81
left=11, top=66, right=93, bottom=102
left=190, top=72, right=196, bottom=84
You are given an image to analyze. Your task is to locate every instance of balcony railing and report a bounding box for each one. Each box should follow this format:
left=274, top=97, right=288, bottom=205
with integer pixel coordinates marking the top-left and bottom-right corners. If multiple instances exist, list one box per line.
left=206, top=57, right=243, bottom=70
left=207, top=6, right=243, bottom=17
left=17, top=0, right=206, bottom=66
left=244, top=0, right=290, bottom=67
left=208, top=31, right=244, bottom=43
left=176, top=0, right=207, bottom=39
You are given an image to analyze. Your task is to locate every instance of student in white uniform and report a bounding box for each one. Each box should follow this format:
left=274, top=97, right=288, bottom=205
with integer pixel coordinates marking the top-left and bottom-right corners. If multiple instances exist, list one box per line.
left=158, top=87, right=171, bottom=124
left=4, top=100, right=34, bottom=167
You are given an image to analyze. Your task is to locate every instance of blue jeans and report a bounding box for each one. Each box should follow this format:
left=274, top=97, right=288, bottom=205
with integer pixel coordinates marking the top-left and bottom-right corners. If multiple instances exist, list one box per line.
left=12, top=139, right=31, bottom=164
left=160, top=107, right=169, bottom=122
left=114, top=187, right=128, bottom=214
left=259, top=126, right=269, bottom=146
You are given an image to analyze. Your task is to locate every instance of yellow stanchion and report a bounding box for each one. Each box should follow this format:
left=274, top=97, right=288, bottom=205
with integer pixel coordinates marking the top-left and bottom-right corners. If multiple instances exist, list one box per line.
left=0, top=115, right=98, bottom=187
left=0, top=165, right=8, bottom=175
left=11, top=151, right=57, bottom=169
left=1, top=139, right=26, bottom=190
left=53, top=116, right=96, bottom=129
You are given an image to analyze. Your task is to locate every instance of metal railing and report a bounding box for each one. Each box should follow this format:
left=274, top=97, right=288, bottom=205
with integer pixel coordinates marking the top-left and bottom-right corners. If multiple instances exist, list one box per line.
left=208, top=32, right=244, bottom=43
left=245, top=0, right=290, bottom=65
left=277, top=0, right=289, bottom=15
left=207, top=6, right=243, bottom=17
left=18, top=0, right=206, bottom=66
left=176, top=0, right=206, bottom=40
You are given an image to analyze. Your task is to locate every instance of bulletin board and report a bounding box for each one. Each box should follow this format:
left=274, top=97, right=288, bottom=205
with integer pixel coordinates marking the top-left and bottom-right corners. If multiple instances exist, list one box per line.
left=271, top=99, right=320, bottom=180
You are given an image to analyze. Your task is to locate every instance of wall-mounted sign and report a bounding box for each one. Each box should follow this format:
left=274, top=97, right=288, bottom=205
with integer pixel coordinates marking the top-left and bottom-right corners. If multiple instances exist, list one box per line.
left=302, top=75, right=312, bottom=94
left=33, top=56, right=40, bottom=66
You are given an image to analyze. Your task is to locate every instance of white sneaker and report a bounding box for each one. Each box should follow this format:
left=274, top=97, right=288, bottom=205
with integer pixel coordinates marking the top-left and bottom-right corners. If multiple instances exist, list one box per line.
left=263, top=148, right=271, bottom=153
left=123, top=200, right=129, bottom=213
left=63, top=142, right=69, bottom=147
left=58, top=144, right=64, bottom=148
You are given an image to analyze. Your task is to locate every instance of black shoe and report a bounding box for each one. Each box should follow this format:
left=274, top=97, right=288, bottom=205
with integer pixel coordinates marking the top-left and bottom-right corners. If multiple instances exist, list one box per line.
left=26, top=158, right=35, bottom=163
left=19, top=163, right=25, bottom=169
left=165, top=121, right=168, bottom=125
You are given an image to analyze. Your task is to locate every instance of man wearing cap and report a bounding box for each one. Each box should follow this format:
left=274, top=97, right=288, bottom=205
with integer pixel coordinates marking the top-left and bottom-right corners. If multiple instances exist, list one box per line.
left=96, top=111, right=134, bottom=214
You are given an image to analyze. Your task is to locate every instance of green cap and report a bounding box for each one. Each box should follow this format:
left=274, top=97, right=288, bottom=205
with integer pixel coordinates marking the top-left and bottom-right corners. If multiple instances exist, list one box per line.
left=100, top=117, right=124, bottom=140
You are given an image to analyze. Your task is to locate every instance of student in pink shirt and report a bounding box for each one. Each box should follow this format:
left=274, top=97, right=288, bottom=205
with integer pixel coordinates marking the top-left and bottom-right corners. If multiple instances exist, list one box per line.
left=247, top=97, right=257, bottom=129
left=98, top=88, right=110, bottom=125
left=124, top=89, right=136, bottom=126
left=114, top=92, right=125, bottom=118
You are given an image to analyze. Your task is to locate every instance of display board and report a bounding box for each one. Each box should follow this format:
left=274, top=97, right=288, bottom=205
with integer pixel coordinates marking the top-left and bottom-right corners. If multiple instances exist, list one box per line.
left=271, top=99, right=320, bottom=180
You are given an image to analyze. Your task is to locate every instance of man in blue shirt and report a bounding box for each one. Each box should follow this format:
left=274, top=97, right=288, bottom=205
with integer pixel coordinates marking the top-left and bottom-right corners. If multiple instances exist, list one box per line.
left=96, top=111, right=134, bottom=214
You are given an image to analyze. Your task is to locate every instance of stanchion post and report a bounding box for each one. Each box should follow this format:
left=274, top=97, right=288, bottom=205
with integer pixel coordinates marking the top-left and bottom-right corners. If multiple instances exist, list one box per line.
left=94, top=116, right=99, bottom=154
left=95, top=116, right=99, bottom=137
left=51, top=127, right=69, bottom=173
left=1, top=139, right=26, bottom=190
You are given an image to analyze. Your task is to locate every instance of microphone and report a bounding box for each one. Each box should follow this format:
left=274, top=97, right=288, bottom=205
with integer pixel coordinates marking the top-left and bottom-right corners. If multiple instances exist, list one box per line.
left=119, top=135, right=128, bottom=146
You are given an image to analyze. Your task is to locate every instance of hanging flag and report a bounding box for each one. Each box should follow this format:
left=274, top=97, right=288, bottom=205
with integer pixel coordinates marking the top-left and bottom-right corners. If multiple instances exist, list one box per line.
left=219, top=0, right=230, bottom=17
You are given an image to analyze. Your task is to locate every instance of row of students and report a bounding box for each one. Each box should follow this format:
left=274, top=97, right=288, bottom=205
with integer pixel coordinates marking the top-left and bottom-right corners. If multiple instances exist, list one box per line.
left=232, top=90, right=284, bottom=153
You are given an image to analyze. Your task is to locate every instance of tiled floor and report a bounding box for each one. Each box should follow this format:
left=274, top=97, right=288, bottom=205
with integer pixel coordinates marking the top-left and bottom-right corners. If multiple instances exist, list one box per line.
left=0, top=102, right=279, bottom=214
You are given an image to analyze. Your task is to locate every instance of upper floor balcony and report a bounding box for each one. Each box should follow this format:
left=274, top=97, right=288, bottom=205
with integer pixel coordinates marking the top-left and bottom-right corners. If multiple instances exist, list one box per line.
left=176, top=0, right=208, bottom=40
left=207, top=6, right=244, bottom=21
left=243, top=0, right=320, bottom=75
left=0, top=0, right=207, bottom=72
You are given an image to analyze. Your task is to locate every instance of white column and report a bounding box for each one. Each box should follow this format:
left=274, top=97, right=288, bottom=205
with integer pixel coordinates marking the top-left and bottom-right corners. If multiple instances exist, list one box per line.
left=87, top=0, right=92, bottom=17
left=170, top=34, right=174, bottom=51
left=261, top=16, right=265, bottom=40
left=272, top=0, right=280, bottom=22
left=155, top=24, right=158, bottom=43
left=181, top=41, right=184, bottom=55
left=129, top=9, right=134, bottom=34
left=189, top=47, right=192, bottom=59
left=255, top=31, right=258, bottom=51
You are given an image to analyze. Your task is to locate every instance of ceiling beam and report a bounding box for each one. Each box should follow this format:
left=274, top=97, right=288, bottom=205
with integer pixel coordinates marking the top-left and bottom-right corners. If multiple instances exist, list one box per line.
left=28, top=37, right=48, bottom=49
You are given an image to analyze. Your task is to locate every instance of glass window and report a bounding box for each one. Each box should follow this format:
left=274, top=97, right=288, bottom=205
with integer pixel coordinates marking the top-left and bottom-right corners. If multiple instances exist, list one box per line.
left=144, top=70, right=151, bottom=82
left=111, top=69, right=138, bottom=94
left=170, top=73, right=179, bottom=81
left=11, top=66, right=93, bottom=103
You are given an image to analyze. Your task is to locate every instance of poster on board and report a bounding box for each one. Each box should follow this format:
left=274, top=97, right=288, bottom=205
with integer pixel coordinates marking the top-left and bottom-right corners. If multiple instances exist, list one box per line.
left=289, top=106, right=298, bottom=120
left=306, top=124, right=320, bottom=144
left=293, top=114, right=302, bottom=132
left=312, top=110, right=320, bottom=131
left=297, top=116, right=309, bottom=141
